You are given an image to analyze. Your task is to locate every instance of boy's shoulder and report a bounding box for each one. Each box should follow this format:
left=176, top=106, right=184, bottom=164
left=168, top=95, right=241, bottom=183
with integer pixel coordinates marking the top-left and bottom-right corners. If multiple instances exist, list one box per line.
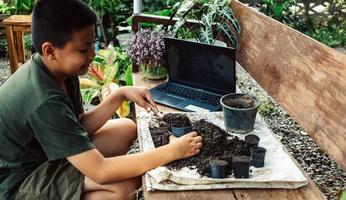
left=0, top=54, right=67, bottom=116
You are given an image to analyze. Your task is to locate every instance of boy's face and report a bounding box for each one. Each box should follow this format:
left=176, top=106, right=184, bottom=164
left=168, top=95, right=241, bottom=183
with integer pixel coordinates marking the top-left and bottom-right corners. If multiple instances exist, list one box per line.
left=53, top=25, right=95, bottom=76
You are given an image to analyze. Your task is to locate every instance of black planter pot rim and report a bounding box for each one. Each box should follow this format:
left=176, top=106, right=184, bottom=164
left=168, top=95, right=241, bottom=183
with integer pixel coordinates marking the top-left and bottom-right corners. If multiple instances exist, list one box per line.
left=171, top=125, right=193, bottom=137
left=209, top=159, right=228, bottom=166
left=245, top=134, right=260, bottom=146
left=232, top=155, right=251, bottom=163
left=245, top=134, right=260, bottom=142
left=220, top=93, right=261, bottom=111
left=251, top=146, right=267, bottom=154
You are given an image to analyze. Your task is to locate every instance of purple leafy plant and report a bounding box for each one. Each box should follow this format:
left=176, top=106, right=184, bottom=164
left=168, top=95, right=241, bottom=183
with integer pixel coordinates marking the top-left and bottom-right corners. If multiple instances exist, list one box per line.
left=125, top=29, right=165, bottom=65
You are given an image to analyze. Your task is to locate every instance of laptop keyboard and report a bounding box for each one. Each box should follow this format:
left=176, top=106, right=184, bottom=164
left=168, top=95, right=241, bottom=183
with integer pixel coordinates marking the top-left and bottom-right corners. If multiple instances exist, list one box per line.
left=157, top=84, right=221, bottom=106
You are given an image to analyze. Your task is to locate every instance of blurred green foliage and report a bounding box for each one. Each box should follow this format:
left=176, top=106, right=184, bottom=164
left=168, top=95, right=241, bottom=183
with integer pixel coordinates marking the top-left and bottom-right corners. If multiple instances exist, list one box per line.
left=259, top=101, right=276, bottom=116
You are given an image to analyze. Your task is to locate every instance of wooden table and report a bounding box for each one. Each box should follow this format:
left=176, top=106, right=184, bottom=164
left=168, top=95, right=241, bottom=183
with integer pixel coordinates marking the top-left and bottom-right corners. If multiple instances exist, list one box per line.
left=2, top=15, right=32, bottom=73
left=132, top=71, right=326, bottom=200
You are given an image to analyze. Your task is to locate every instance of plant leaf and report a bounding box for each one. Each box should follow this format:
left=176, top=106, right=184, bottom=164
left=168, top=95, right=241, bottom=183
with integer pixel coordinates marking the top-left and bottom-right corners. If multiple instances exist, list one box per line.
left=171, top=0, right=196, bottom=37
left=103, top=63, right=118, bottom=84
left=116, top=101, right=131, bottom=118
left=217, top=22, right=238, bottom=48
left=175, top=0, right=195, bottom=18
left=124, top=64, right=133, bottom=86
left=101, top=82, right=119, bottom=101
left=213, top=0, right=229, bottom=6
left=199, top=25, right=214, bottom=44
left=219, top=7, right=241, bottom=33
left=88, top=62, right=105, bottom=81
left=201, top=13, right=213, bottom=27
left=172, top=18, right=187, bottom=37
left=81, top=87, right=101, bottom=106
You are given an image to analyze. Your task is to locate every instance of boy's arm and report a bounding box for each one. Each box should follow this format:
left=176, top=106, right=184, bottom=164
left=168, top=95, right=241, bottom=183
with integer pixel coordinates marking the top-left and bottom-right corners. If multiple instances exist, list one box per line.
left=67, top=132, right=202, bottom=184
left=80, top=86, right=156, bottom=135
left=79, top=88, right=125, bottom=134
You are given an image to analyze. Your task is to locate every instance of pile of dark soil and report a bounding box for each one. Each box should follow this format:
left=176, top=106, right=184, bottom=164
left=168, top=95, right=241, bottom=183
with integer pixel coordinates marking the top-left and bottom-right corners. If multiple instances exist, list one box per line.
left=149, top=114, right=250, bottom=177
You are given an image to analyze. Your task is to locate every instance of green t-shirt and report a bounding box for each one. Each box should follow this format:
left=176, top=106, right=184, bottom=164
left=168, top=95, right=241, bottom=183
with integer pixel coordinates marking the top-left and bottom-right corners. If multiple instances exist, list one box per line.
left=0, top=53, right=95, bottom=199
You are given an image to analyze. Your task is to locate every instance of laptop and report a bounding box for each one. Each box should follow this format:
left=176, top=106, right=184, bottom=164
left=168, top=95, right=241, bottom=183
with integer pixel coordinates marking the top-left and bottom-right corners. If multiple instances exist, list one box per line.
left=149, top=37, right=236, bottom=112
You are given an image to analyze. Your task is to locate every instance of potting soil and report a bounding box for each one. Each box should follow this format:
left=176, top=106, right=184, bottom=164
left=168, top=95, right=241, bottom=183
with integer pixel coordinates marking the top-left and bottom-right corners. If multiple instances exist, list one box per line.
left=138, top=112, right=308, bottom=190
left=150, top=113, right=250, bottom=177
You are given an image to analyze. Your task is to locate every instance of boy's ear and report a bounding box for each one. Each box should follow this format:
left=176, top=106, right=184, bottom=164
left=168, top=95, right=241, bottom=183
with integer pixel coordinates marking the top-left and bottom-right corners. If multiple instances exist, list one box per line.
left=41, top=42, right=56, bottom=60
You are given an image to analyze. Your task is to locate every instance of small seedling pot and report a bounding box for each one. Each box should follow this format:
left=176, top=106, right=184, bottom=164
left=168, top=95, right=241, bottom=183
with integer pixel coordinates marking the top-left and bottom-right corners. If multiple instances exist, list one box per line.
left=245, top=134, right=260, bottom=150
left=171, top=126, right=193, bottom=137
left=232, top=156, right=250, bottom=178
left=220, top=93, right=261, bottom=134
left=250, top=147, right=267, bottom=168
left=209, top=160, right=228, bottom=179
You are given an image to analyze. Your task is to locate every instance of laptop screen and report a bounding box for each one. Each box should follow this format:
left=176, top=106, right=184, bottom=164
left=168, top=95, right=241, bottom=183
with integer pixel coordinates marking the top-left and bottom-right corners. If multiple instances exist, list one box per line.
left=164, top=37, right=236, bottom=95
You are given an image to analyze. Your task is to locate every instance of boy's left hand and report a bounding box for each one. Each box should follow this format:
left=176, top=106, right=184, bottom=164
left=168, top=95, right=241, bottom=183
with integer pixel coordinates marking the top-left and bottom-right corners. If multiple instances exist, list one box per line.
left=120, top=86, right=157, bottom=112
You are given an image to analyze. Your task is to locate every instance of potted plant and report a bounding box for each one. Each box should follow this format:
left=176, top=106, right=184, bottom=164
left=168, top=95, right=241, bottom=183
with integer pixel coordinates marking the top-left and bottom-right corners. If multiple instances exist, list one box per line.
left=125, top=29, right=167, bottom=80
left=80, top=47, right=132, bottom=118
left=165, top=0, right=241, bottom=48
left=220, top=93, right=261, bottom=134
left=162, top=113, right=193, bottom=137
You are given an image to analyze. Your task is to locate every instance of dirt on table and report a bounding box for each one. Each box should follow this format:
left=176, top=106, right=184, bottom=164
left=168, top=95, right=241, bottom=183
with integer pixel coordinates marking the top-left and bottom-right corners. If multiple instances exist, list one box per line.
left=223, top=95, right=256, bottom=109
left=149, top=113, right=250, bottom=177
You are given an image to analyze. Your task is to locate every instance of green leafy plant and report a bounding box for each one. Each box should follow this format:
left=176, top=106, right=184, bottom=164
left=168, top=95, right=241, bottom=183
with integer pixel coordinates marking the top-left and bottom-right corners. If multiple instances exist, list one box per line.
left=259, top=101, right=276, bottom=116
left=81, top=0, right=124, bottom=42
left=0, top=0, right=15, bottom=14
left=306, top=24, right=345, bottom=48
left=80, top=47, right=133, bottom=117
left=0, top=36, right=8, bottom=57
left=13, top=0, right=34, bottom=14
left=165, top=0, right=240, bottom=48
left=259, top=0, right=295, bottom=22
left=143, top=0, right=181, bottom=13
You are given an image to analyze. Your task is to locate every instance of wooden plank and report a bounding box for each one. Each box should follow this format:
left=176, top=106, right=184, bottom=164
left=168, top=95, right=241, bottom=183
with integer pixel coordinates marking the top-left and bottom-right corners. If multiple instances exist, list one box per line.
left=234, top=180, right=325, bottom=200
left=5, top=25, right=18, bottom=73
left=132, top=70, right=325, bottom=200
left=2, top=15, right=31, bottom=73
left=13, top=26, right=31, bottom=32
left=15, top=31, right=25, bottom=64
left=2, top=15, right=31, bottom=26
left=231, top=0, right=346, bottom=171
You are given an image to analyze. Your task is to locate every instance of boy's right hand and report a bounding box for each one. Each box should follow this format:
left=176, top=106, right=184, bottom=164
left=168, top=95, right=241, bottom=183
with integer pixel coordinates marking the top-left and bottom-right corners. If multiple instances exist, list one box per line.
left=168, top=132, right=203, bottom=160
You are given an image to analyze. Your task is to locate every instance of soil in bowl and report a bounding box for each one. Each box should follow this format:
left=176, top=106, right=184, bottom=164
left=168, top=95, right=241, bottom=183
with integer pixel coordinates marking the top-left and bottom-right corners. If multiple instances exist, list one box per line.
left=245, top=134, right=260, bottom=150
left=250, top=147, right=267, bottom=168
left=223, top=94, right=256, bottom=109
left=162, top=113, right=192, bottom=127
left=210, top=159, right=228, bottom=178
left=149, top=114, right=251, bottom=177
left=162, top=113, right=193, bottom=137
left=232, top=155, right=251, bottom=178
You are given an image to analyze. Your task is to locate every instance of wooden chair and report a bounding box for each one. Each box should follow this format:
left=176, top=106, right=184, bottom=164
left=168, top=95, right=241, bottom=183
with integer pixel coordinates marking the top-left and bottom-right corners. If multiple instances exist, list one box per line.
left=2, top=15, right=32, bottom=73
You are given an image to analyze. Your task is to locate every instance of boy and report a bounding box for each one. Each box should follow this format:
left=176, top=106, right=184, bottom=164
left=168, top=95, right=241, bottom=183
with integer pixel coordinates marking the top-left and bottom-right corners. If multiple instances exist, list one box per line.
left=0, top=0, right=203, bottom=199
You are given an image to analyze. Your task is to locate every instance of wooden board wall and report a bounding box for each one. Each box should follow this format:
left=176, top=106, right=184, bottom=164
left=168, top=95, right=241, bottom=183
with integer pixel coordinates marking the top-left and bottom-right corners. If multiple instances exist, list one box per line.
left=231, top=0, right=346, bottom=171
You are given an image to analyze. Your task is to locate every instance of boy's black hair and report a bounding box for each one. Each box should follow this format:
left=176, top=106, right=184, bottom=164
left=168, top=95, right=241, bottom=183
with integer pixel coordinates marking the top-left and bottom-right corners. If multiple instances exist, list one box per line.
left=32, top=0, right=97, bottom=54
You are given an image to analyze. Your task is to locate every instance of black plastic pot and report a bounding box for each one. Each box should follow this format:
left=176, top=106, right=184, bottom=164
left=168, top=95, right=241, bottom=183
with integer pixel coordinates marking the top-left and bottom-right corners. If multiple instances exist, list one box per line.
left=232, top=156, right=250, bottom=178
left=245, top=134, right=260, bottom=150
left=250, top=147, right=267, bottom=168
left=209, top=160, right=228, bottom=179
left=220, top=93, right=261, bottom=134
left=171, top=126, right=193, bottom=137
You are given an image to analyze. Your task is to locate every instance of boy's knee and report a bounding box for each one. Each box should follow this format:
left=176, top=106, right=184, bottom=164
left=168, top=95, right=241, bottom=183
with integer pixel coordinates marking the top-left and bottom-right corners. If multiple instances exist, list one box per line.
left=115, top=177, right=141, bottom=200
left=123, top=118, right=137, bottom=140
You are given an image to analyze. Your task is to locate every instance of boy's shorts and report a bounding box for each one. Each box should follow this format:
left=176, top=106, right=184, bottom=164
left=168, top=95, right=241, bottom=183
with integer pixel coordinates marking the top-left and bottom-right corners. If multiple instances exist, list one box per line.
left=15, top=159, right=84, bottom=200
